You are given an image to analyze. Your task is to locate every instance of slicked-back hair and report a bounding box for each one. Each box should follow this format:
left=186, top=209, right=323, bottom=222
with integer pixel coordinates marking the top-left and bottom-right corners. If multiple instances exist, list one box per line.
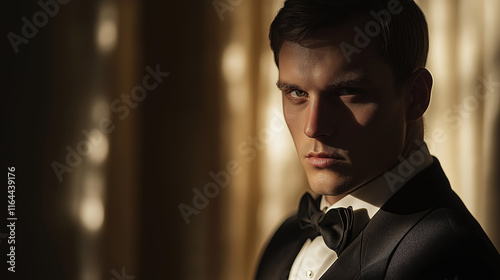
left=269, top=0, right=429, bottom=81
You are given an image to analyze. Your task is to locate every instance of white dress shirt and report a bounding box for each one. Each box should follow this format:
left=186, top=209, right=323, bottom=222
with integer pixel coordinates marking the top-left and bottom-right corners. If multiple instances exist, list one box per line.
left=288, top=143, right=434, bottom=280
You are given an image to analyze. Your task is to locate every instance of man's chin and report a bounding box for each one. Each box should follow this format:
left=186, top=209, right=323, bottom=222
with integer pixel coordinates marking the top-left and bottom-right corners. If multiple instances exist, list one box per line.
left=307, top=175, right=355, bottom=197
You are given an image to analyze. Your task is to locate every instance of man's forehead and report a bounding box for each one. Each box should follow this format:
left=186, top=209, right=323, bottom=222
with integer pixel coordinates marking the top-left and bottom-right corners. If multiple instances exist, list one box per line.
left=277, top=38, right=394, bottom=91
left=304, top=12, right=376, bottom=44
left=278, top=40, right=377, bottom=74
left=279, top=41, right=345, bottom=64
left=278, top=12, right=384, bottom=64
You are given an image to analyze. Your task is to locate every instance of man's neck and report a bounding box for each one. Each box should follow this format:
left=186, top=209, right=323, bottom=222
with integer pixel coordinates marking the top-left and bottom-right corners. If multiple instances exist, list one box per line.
left=324, top=193, right=348, bottom=205
left=402, top=120, right=424, bottom=158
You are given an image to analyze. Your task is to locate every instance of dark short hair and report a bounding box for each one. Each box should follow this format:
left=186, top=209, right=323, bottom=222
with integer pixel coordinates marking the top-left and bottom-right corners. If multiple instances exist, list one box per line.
left=269, top=0, right=429, bottom=80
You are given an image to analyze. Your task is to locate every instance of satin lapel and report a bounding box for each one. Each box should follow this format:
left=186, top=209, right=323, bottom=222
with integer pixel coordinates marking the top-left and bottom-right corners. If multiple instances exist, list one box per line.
left=256, top=216, right=312, bottom=280
left=319, top=231, right=363, bottom=280
left=359, top=208, right=432, bottom=279
left=319, top=208, right=431, bottom=280
left=321, top=158, right=450, bottom=279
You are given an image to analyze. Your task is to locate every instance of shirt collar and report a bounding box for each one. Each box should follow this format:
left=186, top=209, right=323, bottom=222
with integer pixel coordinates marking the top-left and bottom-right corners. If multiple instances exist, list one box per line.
left=320, top=142, right=434, bottom=219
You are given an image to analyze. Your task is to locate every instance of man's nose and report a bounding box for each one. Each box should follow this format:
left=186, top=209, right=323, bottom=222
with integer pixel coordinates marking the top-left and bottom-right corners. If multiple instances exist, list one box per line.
left=304, top=97, right=334, bottom=138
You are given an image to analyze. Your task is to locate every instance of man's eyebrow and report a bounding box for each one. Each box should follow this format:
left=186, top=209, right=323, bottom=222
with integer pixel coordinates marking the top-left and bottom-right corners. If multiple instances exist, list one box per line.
left=324, top=78, right=369, bottom=90
left=276, top=77, right=369, bottom=92
left=276, top=81, right=299, bottom=91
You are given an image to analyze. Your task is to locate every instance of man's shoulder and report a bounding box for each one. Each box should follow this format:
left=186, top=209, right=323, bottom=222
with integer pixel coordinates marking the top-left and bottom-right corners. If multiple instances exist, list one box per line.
left=277, top=214, right=300, bottom=232
left=391, top=157, right=494, bottom=247
left=381, top=158, right=500, bottom=279
left=372, top=157, right=500, bottom=278
left=386, top=205, right=500, bottom=279
left=409, top=205, right=497, bottom=251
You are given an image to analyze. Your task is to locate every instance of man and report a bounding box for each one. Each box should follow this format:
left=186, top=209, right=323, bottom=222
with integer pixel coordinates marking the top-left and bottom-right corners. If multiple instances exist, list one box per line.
left=255, top=0, right=500, bottom=279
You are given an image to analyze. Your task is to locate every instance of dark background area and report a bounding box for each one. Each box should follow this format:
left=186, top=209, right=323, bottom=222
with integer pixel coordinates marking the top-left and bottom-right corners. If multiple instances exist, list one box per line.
left=1, top=0, right=227, bottom=279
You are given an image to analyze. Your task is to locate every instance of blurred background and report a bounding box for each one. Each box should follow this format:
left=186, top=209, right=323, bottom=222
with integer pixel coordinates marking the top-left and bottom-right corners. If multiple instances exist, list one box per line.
left=1, top=0, right=499, bottom=279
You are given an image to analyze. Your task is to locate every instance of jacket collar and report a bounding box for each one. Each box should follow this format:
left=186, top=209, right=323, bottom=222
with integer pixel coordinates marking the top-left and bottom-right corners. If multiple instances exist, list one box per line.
left=320, top=157, right=451, bottom=279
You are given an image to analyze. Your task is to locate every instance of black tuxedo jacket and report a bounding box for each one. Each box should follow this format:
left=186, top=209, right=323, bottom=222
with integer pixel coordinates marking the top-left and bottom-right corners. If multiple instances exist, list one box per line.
left=256, top=158, right=500, bottom=279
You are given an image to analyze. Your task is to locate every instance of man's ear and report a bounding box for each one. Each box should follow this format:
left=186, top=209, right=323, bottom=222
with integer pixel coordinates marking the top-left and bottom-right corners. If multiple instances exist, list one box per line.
left=405, top=68, right=433, bottom=122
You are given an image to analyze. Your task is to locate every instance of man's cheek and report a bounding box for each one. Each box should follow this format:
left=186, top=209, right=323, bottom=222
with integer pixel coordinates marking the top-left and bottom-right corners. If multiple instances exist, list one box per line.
left=287, top=127, right=305, bottom=155
left=285, top=115, right=304, bottom=139
left=351, top=104, right=379, bottom=127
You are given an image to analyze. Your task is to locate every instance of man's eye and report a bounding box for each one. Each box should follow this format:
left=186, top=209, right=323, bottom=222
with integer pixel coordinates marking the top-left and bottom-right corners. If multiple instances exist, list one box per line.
left=289, top=90, right=307, bottom=98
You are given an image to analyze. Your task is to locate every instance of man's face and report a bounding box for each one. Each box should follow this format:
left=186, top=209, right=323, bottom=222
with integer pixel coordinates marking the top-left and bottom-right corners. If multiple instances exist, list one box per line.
left=277, top=23, right=410, bottom=202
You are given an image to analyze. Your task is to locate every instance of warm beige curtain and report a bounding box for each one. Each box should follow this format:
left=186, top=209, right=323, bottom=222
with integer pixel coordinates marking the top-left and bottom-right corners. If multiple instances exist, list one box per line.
left=215, top=1, right=308, bottom=279
left=217, top=1, right=500, bottom=279
left=418, top=0, right=500, bottom=247
left=47, top=0, right=140, bottom=279
left=216, top=1, right=309, bottom=277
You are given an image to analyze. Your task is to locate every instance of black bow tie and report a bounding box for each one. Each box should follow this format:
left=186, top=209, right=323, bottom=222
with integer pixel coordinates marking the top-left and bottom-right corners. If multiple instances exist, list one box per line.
left=298, top=192, right=354, bottom=255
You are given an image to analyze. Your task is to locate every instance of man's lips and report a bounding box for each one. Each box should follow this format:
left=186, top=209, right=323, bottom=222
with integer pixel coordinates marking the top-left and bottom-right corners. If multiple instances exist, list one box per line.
left=306, top=152, right=345, bottom=168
